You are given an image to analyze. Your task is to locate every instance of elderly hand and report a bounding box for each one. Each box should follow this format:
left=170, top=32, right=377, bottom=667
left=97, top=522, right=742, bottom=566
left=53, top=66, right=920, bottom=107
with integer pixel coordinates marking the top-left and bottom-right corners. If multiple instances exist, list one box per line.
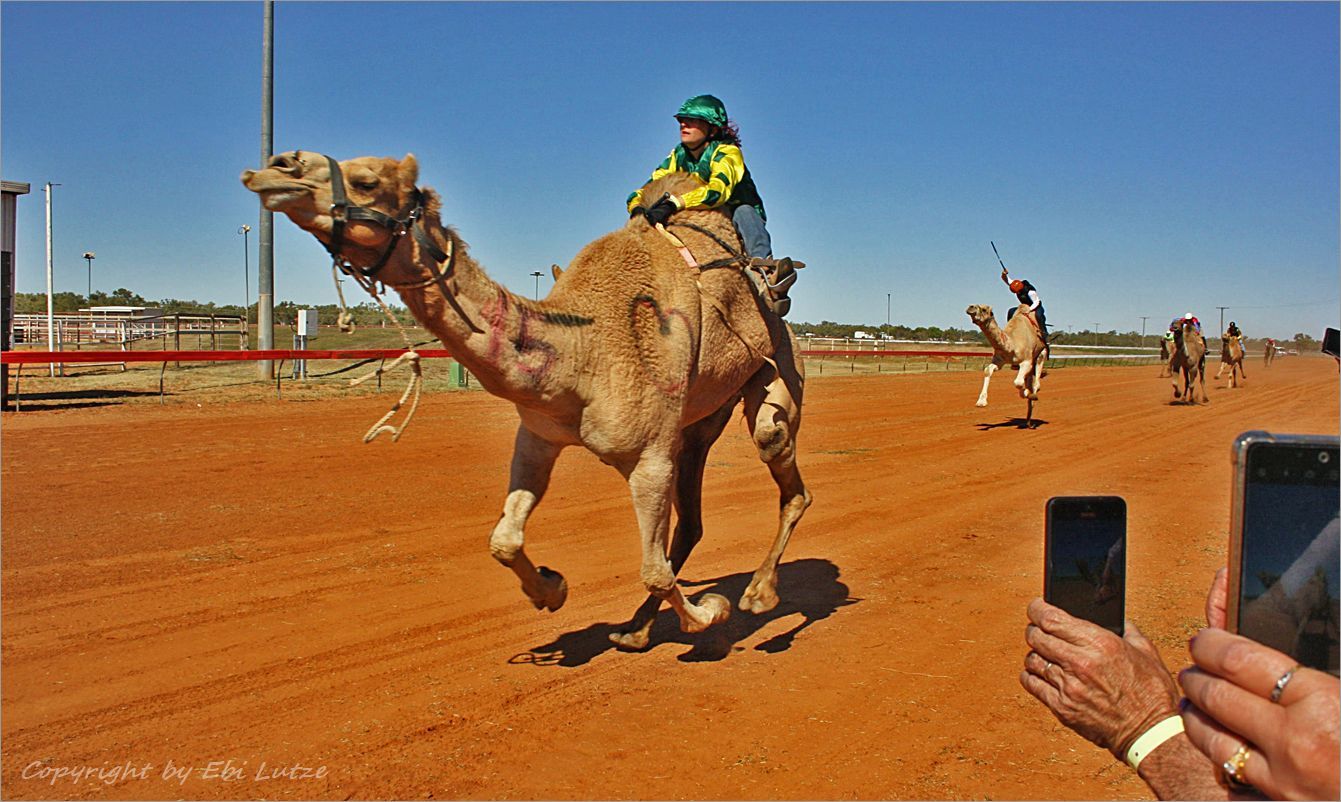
left=1180, top=628, right=1340, bottom=800
left=1021, top=598, right=1181, bottom=759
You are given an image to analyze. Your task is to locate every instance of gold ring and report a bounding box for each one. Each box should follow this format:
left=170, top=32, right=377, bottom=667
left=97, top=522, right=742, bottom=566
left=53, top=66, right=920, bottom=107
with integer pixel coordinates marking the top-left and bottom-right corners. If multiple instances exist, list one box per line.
left=1221, top=744, right=1252, bottom=790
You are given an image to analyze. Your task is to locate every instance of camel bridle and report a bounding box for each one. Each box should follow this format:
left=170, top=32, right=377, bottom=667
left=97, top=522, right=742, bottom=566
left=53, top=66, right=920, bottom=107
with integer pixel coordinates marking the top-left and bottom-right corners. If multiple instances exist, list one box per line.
left=317, top=153, right=454, bottom=287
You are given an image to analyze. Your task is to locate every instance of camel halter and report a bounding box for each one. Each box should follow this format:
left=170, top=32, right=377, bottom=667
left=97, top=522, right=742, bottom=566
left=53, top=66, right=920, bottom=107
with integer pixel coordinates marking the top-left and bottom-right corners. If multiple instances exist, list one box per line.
left=313, top=153, right=465, bottom=445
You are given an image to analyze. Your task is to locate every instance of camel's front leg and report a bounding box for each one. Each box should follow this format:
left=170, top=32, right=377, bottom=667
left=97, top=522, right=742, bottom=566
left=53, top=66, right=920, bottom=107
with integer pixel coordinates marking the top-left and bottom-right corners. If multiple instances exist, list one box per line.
left=626, top=452, right=730, bottom=636
left=610, top=402, right=736, bottom=651
left=976, top=361, right=1000, bottom=407
left=1013, top=359, right=1033, bottom=395
left=489, top=426, right=567, bottom=612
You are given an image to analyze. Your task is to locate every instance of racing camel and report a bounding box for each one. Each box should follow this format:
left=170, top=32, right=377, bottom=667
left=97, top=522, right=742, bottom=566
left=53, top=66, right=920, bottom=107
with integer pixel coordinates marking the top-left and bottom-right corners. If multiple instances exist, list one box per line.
left=242, top=153, right=811, bottom=651
left=1215, top=330, right=1247, bottom=388
left=1170, top=319, right=1209, bottom=404
left=966, top=303, right=1046, bottom=428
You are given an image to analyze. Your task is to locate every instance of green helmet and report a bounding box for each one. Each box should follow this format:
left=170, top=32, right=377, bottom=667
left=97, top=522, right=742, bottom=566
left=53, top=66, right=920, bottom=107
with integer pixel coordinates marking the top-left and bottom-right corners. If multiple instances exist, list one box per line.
left=674, top=94, right=728, bottom=128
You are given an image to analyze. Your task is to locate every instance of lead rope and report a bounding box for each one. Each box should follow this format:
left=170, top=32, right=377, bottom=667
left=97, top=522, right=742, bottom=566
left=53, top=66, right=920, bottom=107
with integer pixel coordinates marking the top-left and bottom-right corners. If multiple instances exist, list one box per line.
left=330, top=260, right=424, bottom=444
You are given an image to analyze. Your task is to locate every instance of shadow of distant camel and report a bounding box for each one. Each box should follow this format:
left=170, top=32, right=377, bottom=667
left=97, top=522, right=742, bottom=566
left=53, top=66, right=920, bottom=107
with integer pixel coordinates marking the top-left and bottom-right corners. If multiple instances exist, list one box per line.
left=510, top=558, right=856, bottom=667
left=977, top=416, right=1048, bottom=430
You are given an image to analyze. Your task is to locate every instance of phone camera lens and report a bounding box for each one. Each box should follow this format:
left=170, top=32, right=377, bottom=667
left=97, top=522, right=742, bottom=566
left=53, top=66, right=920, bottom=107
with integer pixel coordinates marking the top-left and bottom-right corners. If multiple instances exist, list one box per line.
left=1319, top=451, right=1332, bottom=465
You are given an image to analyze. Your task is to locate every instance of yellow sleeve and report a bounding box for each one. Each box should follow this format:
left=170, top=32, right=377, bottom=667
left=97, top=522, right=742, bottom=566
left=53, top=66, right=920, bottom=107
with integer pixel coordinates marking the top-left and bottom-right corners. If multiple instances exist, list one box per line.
left=627, top=150, right=680, bottom=212
left=676, top=144, right=744, bottom=211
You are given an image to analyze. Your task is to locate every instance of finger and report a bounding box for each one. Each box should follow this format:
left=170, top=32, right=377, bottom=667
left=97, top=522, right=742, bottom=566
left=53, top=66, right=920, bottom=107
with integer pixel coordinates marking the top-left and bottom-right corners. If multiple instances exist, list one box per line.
left=1024, top=623, right=1090, bottom=670
left=1179, top=666, right=1285, bottom=748
left=1206, top=567, right=1228, bottom=629
left=1188, top=628, right=1298, bottom=698
left=1181, top=701, right=1274, bottom=793
left=1019, top=668, right=1063, bottom=712
left=1027, top=597, right=1103, bottom=647
left=1024, top=650, right=1056, bottom=681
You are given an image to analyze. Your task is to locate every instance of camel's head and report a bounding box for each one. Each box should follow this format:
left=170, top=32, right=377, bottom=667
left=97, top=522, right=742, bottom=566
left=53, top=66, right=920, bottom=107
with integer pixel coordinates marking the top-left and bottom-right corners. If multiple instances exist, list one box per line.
left=965, top=304, right=995, bottom=326
left=240, top=151, right=426, bottom=257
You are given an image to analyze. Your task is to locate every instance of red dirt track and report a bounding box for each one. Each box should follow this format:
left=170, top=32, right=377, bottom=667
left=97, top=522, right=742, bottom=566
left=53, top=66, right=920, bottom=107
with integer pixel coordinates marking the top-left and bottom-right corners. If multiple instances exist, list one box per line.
left=3, top=358, right=1337, bottom=800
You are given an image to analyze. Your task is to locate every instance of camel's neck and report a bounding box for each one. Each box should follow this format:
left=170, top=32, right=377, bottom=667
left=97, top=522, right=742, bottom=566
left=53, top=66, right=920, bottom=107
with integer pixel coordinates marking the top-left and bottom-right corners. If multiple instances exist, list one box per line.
left=977, top=315, right=1012, bottom=354
left=382, top=213, right=580, bottom=405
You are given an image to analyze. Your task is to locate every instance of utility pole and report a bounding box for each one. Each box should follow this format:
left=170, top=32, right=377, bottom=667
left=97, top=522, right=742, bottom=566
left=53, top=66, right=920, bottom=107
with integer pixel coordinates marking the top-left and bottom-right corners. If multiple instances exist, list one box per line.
left=886, top=293, right=891, bottom=326
left=530, top=270, right=543, bottom=299
left=257, top=0, right=275, bottom=377
left=44, top=182, right=60, bottom=377
left=1094, top=322, right=1100, bottom=347
left=1216, top=306, right=1229, bottom=334
left=1139, top=316, right=1149, bottom=349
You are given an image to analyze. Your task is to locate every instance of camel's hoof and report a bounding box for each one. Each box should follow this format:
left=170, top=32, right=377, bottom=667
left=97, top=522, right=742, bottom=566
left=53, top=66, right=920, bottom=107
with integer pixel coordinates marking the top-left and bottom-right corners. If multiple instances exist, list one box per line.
left=739, top=581, right=780, bottom=615
left=532, top=566, right=568, bottom=612
left=682, top=593, right=731, bottom=634
left=975, top=400, right=988, bottom=408
left=608, top=626, right=652, bottom=652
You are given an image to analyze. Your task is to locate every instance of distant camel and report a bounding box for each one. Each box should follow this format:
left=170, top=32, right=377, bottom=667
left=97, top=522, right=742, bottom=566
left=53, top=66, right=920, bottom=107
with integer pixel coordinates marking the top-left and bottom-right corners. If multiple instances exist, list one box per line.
left=1158, top=335, right=1176, bottom=378
left=965, top=303, right=1046, bottom=428
left=1170, top=321, right=1209, bottom=404
left=1264, top=340, right=1277, bottom=367
left=1215, top=332, right=1247, bottom=388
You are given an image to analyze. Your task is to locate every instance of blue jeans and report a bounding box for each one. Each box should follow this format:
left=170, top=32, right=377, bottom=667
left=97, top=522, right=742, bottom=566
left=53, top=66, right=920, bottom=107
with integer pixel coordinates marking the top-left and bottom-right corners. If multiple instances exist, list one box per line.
left=732, top=205, right=772, bottom=259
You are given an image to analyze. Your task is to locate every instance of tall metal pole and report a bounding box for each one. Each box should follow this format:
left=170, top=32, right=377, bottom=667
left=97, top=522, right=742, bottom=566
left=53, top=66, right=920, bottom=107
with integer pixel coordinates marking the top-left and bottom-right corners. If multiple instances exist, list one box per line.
left=239, top=225, right=251, bottom=348
left=1093, top=323, right=1100, bottom=347
left=1216, top=306, right=1228, bottom=334
left=1139, top=316, right=1149, bottom=349
left=44, top=183, right=60, bottom=377
left=530, top=270, right=542, bottom=299
left=886, top=293, right=890, bottom=326
left=257, top=0, right=275, bottom=377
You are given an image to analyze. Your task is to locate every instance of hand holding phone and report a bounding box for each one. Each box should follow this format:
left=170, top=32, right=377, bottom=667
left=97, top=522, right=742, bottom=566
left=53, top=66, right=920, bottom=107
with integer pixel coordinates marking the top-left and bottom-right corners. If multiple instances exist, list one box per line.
left=1229, top=432, right=1340, bottom=675
left=1045, top=496, right=1127, bottom=635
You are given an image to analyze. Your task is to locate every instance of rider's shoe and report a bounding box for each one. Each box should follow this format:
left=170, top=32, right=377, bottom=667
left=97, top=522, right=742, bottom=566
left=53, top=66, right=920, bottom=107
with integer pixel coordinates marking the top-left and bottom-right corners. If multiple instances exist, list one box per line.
left=746, top=256, right=805, bottom=317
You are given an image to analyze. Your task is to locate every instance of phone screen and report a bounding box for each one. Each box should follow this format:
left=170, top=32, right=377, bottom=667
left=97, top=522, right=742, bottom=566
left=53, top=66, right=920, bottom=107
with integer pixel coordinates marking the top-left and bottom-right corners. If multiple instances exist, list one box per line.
left=1045, top=496, right=1126, bottom=635
left=1236, top=441, right=1340, bottom=675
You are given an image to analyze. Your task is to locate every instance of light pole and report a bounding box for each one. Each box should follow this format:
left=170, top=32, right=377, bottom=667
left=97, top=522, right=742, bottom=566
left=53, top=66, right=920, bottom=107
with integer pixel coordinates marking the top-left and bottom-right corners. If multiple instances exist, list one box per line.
left=1094, top=323, right=1100, bottom=347
left=1216, top=306, right=1229, bottom=334
left=886, top=293, right=891, bottom=327
left=238, top=225, right=251, bottom=338
left=82, top=252, right=95, bottom=300
left=44, top=182, right=61, bottom=377
left=1139, top=316, right=1149, bottom=350
left=530, top=270, right=543, bottom=299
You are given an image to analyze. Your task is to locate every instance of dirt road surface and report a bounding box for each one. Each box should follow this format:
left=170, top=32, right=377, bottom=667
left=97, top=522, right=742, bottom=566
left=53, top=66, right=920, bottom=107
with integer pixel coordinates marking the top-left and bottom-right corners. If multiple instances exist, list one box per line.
left=3, top=357, right=1336, bottom=799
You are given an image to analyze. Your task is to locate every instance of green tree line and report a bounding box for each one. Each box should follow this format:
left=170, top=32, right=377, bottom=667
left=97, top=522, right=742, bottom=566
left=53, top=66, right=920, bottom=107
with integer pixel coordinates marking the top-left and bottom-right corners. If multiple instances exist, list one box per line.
left=12, top=291, right=1322, bottom=351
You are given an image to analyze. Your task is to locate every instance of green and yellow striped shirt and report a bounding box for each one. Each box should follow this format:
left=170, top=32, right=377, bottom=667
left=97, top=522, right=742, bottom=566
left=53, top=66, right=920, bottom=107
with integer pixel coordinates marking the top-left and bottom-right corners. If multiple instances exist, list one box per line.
left=627, top=141, right=766, bottom=222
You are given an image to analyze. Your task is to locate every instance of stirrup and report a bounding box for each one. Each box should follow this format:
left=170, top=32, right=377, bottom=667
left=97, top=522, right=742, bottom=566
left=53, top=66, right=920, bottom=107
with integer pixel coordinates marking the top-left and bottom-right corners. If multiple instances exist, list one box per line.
left=745, top=256, right=804, bottom=317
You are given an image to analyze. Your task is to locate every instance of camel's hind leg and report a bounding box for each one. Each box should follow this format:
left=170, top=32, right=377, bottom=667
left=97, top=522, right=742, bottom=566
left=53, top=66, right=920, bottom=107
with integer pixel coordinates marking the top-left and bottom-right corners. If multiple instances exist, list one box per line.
left=739, top=356, right=812, bottom=615
left=490, top=426, right=568, bottom=612
left=610, top=400, right=736, bottom=651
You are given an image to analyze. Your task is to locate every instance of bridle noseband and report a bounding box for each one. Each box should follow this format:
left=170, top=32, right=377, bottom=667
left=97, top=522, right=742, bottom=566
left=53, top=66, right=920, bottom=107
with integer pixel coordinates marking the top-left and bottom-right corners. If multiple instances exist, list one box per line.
left=317, top=153, right=452, bottom=284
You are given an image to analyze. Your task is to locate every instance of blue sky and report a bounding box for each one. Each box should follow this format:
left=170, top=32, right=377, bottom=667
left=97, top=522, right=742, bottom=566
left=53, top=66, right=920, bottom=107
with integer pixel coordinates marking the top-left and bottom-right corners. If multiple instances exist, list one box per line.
left=3, top=1, right=1337, bottom=338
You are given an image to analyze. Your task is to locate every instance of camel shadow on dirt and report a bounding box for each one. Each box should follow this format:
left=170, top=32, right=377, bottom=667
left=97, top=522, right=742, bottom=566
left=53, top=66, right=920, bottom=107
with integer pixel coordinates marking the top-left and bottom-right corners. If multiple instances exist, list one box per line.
left=510, top=558, right=856, bottom=667
left=976, top=417, right=1049, bottom=430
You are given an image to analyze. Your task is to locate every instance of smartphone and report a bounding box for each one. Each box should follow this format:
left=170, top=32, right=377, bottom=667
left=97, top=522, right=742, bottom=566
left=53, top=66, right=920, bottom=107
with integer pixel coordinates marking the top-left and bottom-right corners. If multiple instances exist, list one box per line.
left=1045, top=496, right=1127, bottom=635
left=1229, top=432, right=1340, bottom=675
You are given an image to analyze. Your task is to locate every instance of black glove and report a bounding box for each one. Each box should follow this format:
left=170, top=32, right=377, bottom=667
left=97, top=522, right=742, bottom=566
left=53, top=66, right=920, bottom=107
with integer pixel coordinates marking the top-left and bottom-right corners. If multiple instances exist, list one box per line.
left=644, top=195, right=678, bottom=227
left=629, top=205, right=646, bottom=219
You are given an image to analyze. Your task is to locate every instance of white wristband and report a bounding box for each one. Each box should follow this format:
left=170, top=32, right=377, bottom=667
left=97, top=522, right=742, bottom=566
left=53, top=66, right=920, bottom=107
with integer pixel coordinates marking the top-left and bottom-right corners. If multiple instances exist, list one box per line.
left=1125, top=715, right=1185, bottom=771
